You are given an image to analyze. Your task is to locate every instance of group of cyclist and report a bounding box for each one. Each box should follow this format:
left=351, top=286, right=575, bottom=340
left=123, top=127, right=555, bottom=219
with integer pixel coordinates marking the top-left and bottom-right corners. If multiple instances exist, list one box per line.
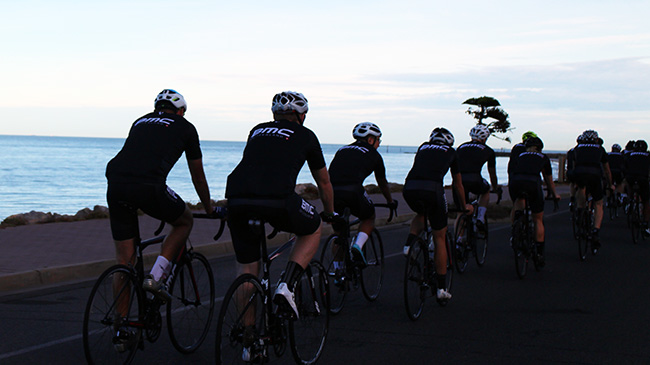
left=105, top=88, right=648, bottom=359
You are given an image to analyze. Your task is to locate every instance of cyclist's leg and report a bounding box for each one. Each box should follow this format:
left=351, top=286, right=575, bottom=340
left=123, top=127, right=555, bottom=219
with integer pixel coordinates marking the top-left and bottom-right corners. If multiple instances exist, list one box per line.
left=349, top=191, right=376, bottom=262
left=402, top=189, right=427, bottom=254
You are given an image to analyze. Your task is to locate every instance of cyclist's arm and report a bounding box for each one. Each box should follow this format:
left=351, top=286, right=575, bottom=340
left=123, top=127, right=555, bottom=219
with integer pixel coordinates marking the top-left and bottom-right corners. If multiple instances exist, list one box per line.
left=601, top=161, right=613, bottom=190
left=187, top=157, right=212, bottom=214
left=452, top=172, right=473, bottom=213
left=487, top=165, right=499, bottom=190
left=312, top=166, right=335, bottom=215
left=542, top=171, right=559, bottom=199
left=376, top=175, right=394, bottom=204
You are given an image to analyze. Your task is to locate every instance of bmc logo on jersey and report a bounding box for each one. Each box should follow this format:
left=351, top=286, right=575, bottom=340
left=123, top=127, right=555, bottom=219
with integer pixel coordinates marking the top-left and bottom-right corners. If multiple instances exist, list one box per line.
left=134, top=117, right=175, bottom=127
left=251, top=127, right=294, bottom=140
left=300, top=199, right=315, bottom=216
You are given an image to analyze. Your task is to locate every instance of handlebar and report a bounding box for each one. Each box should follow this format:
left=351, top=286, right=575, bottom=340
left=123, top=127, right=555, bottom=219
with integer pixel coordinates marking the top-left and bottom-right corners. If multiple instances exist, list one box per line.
left=544, top=190, right=560, bottom=212
left=193, top=206, right=228, bottom=241
left=491, top=187, right=503, bottom=205
left=374, top=200, right=399, bottom=222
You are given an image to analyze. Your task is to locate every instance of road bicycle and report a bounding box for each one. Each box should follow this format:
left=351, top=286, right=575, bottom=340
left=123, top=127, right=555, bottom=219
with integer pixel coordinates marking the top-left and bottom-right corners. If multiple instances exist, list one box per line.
left=319, top=203, right=397, bottom=314
left=453, top=190, right=501, bottom=273
left=82, top=212, right=226, bottom=364
left=607, top=188, right=622, bottom=220
left=215, top=216, right=329, bottom=364
left=403, top=205, right=456, bottom=321
left=626, top=183, right=646, bottom=244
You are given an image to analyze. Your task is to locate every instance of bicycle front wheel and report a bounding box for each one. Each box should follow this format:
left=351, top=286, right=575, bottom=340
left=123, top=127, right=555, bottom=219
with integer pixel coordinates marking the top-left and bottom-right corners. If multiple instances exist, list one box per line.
left=83, top=265, right=143, bottom=365
left=474, top=216, right=488, bottom=267
left=290, top=260, right=329, bottom=365
left=215, top=274, right=266, bottom=365
left=512, top=219, right=528, bottom=279
left=403, top=237, right=427, bottom=321
left=361, top=229, right=384, bottom=301
left=453, top=215, right=469, bottom=274
left=320, top=234, right=347, bottom=314
left=166, top=251, right=215, bottom=353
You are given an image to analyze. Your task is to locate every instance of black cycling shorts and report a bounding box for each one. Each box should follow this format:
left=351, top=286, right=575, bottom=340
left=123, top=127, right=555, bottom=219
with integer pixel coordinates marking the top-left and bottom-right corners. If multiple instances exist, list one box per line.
left=333, top=186, right=375, bottom=220
left=403, top=186, right=448, bottom=230
left=461, top=177, right=490, bottom=200
left=227, top=194, right=321, bottom=264
left=625, top=176, right=650, bottom=202
left=611, top=171, right=624, bottom=185
left=508, top=180, right=545, bottom=214
left=573, top=173, right=605, bottom=201
left=107, top=182, right=187, bottom=241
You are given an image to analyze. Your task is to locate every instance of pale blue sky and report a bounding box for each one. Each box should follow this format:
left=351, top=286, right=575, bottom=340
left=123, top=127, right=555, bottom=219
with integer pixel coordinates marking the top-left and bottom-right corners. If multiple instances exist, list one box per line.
left=2, top=0, right=649, bottom=150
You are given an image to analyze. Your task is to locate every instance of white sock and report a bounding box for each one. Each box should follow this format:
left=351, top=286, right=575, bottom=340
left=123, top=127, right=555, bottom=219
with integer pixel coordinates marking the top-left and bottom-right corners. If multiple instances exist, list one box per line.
left=477, top=207, right=487, bottom=222
left=355, top=232, right=369, bottom=249
left=150, top=256, right=171, bottom=282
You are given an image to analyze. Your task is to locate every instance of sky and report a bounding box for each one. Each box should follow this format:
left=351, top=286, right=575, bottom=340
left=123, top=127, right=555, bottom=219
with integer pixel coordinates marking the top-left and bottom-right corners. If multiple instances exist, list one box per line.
left=2, top=0, right=649, bottom=151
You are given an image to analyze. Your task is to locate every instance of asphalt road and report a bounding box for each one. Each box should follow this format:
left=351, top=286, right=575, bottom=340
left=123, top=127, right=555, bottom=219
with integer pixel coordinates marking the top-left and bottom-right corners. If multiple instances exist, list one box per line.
left=2, top=200, right=650, bottom=364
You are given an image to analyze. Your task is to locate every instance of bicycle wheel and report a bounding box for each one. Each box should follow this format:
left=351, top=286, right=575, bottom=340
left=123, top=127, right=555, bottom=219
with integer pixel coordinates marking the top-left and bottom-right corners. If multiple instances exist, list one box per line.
left=453, top=215, right=469, bottom=274
left=319, top=234, right=347, bottom=314
left=577, top=211, right=589, bottom=261
left=83, top=265, right=143, bottom=365
left=290, top=261, right=329, bottom=365
left=474, top=216, right=488, bottom=267
left=360, top=229, right=384, bottom=301
left=608, top=195, right=617, bottom=220
left=403, top=237, right=427, bottom=321
left=512, top=218, right=527, bottom=279
left=215, top=274, right=266, bottom=365
left=631, top=200, right=642, bottom=244
left=435, top=231, right=454, bottom=307
left=571, top=208, right=579, bottom=240
left=166, top=251, right=215, bottom=353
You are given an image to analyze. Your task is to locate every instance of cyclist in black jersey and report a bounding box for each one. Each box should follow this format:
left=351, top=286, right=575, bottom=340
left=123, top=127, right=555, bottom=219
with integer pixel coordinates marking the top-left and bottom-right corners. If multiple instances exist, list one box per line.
left=624, top=140, right=650, bottom=235
left=508, top=131, right=538, bottom=178
left=509, top=136, right=559, bottom=266
left=402, top=127, right=472, bottom=301
left=607, top=143, right=625, bottom=204
left=456, top=124, right=500, bottom=229
left=571, top=129, right=613, bottom=251
left=106, top=89, right=214, bottom=311
left=225, top=91, right=336, bottom=326
left=328, top=122, right=396, bottom=265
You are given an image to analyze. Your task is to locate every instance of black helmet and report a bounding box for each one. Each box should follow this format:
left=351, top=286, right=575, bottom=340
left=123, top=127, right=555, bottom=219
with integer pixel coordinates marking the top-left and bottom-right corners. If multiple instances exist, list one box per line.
left=525, top=136, right=544, bottom=150
left=626, top=140, right=636, bottom=151
left=635, top=140, right=648, bottom=152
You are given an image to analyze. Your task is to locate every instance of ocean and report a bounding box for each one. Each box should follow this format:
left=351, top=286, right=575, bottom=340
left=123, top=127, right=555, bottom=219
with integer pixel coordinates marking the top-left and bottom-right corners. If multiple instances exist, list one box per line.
left=0, top=135, right=560, bottom=221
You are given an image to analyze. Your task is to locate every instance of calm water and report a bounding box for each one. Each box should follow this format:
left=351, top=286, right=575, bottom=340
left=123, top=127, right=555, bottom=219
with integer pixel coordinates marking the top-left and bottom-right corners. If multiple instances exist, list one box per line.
left=0, top=135, right=559, bottom=221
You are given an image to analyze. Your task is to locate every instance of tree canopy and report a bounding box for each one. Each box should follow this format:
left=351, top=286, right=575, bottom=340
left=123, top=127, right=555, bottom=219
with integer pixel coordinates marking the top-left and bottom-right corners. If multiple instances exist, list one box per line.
left=463, top=96, right=512, bottom=142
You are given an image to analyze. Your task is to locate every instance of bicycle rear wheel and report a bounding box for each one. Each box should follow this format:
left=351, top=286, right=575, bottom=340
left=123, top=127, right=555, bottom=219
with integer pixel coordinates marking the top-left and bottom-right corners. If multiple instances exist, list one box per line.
left=83, top=265, right=143, bottom=365
left=453, top=215, right=469, bottom=274
left=435, top=231, right=454, bottom=307
left=512, top=218, right=528, bottom=279
left=361, top=229, right=384, bottom=301
left=320, top=234, right=347, bottom=314
left=608, top=195, right=617, bottom=220
left=166, top=251, right=215, bottom=353
left=215, top=274, right=266, bottom=364
left=631, top=200, right=642, bottom=244
left=577, top=211, right=589, bottom=261
left=290, top=261, right=329, bottom=365
left=403, top=237, right=427, bottom=321
left=474, top=216, right=488, bottom=267
left=571, top=208, right=579, bottom=240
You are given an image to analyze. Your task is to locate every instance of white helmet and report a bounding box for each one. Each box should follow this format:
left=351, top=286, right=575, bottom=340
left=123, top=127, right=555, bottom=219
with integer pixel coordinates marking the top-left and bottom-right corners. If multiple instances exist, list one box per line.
left=155, top=89, right=187, bottom=111
left=271, top=91, right=309, bottom=114
left=430, top=127, right=454, bottom=146
left=470, top=124, right=490, bottom=141
left=353, top=122, right=382, bottom=140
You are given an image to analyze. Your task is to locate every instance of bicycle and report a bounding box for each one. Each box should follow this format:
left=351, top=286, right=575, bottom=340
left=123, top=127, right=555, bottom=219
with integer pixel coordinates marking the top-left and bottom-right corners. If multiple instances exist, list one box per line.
left=453, top=189, right=502, bottom=273
left=82, top=212, right=226, bottom=364
left=215, top=217, right=329, bottom=364
left=607, top=188, right=622, bottom=220
left=403, top=205, right=457, bottom=321
left=627, top=183, right=646, bottom=244
left=319, top=202, right=397, bottom=314
left=575, top=195, right=596, bottom=261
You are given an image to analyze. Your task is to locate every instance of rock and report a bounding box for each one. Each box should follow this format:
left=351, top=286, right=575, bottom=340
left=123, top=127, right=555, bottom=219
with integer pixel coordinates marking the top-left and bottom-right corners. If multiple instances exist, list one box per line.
left=74, top=208, right=93, bottom=220
left=295, top=183, right=320, bottom=200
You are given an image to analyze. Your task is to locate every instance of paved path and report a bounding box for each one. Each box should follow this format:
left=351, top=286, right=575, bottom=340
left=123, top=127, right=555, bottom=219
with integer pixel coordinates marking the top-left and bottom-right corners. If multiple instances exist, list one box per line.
left=0, top=185, right=570, bottom=294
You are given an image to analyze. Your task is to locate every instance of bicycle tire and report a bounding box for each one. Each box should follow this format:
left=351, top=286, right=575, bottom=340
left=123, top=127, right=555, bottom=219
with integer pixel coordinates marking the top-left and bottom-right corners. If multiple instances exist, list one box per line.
left=320, top=234, right=347, bottom=314
left=608, top=195, right=617, bottom=220
left=453, top=215, right=469, bottom=274
left=512, top=217, right=527, bottom=279
left=631, top=199, right=642, bottom=244
left=474, top=216, right=488, bottom=267
left=577, top=210, right=589, bottom=261
left=83, top=265, right=143, bottom=365
left=403, top=236, right=427, bottom=321
left=361, top=229, right=384, bottom=301
left=436, top=231, right=454, bottom=307
left=290, top=260, right=329, bottom=365
left=571, top=208, right=579, bottom=240
left=215, top=274, right=266, bottom=365
left=166, top=251, right=215, bottom=354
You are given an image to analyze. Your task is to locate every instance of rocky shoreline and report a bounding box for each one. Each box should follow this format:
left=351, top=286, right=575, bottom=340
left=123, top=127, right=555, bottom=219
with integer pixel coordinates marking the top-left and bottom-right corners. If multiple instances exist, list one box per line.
left=1, top=183, right=406, bottom=229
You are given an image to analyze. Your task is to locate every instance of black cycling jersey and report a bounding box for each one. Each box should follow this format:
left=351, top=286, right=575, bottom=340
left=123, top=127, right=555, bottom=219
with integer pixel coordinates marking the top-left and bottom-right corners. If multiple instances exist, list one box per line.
left=225, top=119, right=326, bottom=199
left=608, top=151, right=625, bottom=174
left=509, top=151, right=552, bottom=183
left=624, top=151, right=650, bottom=179
left=329, top=140, right=386, bottom=186
left=507, top=142, right=526, bottom=175
left=456, top=141, right=496, bottom=178
left=106, top=111, right=202, bottom=183
left=405, top=142, right=459, bottom=184
left=572, top=143, right=608, bottom=176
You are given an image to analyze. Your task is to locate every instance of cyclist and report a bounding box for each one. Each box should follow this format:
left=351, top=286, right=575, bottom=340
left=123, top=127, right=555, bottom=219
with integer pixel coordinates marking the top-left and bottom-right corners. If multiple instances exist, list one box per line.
left=225, top=91, right=336, bottom=337
left=623, top=140, right=650, bottom=236
left=566, top=134, right=584, bottom=212
left=508, top=136, right=559, bottom=267
left=328, top=122, right=396, bottom=267
left=402, top=127, right=472, bottom=300
left=571, top=129, right=613, bottom=252
left=456, top=124, right=500, bottom=230
left=105, top=89, right=214, bottom=349
left=607, top=143, right=625, bottom=205
left=507, top=131, right=538, bottom=179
